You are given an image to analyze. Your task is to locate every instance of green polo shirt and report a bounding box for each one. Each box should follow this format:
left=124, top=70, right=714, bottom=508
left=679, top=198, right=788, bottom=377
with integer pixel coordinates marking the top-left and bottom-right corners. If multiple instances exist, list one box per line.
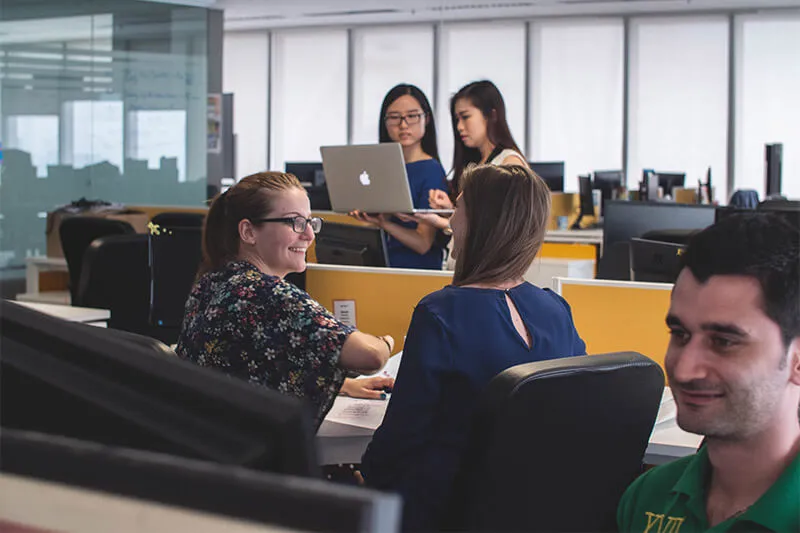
left=618, top=446, right=800, bottom=532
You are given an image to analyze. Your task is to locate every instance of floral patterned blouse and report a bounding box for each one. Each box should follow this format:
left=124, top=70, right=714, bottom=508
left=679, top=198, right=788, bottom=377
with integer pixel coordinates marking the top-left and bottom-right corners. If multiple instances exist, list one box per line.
left=176, top=260, right=355, bottom=428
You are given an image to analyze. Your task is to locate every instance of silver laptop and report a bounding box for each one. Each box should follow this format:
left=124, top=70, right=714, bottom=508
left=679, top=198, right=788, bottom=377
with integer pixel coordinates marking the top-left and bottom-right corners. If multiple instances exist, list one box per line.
left=319, top=143, right=453, bottom=214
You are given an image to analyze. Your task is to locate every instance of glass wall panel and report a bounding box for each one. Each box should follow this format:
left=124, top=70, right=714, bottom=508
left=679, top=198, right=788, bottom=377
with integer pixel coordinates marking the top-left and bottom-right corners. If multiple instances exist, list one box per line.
left=0, top=0, right=209, bottom=270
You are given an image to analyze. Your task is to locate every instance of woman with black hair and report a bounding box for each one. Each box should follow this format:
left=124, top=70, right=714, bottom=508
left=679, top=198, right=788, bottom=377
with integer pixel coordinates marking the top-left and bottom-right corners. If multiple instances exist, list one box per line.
left=351, top=84, right=448, bottom=270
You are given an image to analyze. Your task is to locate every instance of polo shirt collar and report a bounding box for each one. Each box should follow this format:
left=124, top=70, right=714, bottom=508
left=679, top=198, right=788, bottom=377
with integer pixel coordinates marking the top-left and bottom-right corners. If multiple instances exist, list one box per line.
left=670, top=445, right=800, bottom=532
left=671, top=445, right=710, bottom=525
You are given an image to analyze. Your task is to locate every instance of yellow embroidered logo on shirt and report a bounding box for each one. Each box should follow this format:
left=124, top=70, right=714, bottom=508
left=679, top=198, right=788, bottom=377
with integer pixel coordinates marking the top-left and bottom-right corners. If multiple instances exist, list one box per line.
left=643, top=512, right=686, bottom=533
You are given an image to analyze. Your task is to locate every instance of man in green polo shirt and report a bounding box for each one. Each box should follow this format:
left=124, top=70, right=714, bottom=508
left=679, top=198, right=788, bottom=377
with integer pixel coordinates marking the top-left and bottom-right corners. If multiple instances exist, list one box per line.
left=618, top=213, right=800, bottom=533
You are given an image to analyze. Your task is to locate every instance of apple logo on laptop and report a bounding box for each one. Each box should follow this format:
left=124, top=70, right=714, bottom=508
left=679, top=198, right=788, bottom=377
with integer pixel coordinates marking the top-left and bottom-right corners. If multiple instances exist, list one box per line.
left=359, top=171, right=371, bottom=186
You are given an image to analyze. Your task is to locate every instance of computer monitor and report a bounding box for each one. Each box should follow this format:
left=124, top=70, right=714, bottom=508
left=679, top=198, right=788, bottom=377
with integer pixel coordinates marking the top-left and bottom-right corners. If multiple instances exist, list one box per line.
left=603, top=201, right=716, bottom=250
left=657, top=172, right=686, bottom=198
left=598, top=201, right=716, bottom=280
left=629, top=238, right=686, bottom=284
left=529, top=161, right=565, bottom=192
left=1, top=429, right=401, bottom=533
left=149, top=226, right=203, bottom=329
left=286, top=162, right=331, bottom=210
left=0, top=301, right=320, bottom=478
left=315, top=222, right=389, bottom=267
left=569, top=175, right=596, bottom=232
left=765, top=143, right=782, bottom=198
left=592, top=170, right=624, bottom=213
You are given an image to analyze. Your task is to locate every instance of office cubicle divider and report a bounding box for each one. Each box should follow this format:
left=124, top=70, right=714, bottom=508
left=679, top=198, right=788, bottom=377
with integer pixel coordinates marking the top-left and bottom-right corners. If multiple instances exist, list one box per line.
left=554, top=277, right=673, bottom=374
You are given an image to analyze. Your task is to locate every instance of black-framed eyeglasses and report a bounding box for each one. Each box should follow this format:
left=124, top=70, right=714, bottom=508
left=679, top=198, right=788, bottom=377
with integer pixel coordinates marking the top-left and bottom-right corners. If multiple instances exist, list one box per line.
left=384, top=111, right=425, bottom=126
left=252, top=216, right=323, bottom=234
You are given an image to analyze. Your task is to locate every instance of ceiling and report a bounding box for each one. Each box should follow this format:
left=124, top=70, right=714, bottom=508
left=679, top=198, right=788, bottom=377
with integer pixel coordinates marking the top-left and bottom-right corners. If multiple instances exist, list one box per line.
left=215, top=0, right=800, bottom=31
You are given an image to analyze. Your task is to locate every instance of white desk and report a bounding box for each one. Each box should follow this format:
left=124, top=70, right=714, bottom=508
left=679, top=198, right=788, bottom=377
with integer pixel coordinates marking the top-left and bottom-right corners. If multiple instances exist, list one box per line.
left=12, top=301, right=110, bottom=327
left=20, top=256, right=70, bottom=304
left=544, top=229, right=603, bottom=246
left=316, top=386, right=702, bottom=466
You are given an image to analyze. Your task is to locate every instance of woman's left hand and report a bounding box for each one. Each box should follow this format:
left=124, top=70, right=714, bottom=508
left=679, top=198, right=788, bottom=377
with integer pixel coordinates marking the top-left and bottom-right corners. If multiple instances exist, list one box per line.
left=340, top=376, right=395, bottom=400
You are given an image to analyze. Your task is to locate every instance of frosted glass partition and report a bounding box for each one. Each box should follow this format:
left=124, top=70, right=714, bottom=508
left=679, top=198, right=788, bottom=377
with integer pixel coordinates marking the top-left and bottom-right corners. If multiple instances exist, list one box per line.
left=628, top=16, right=730, bottom=201
left=0, top=2, right=208, bottom=267
left=437, top=22, right=527, bottom=171
left=270, top=29, right=348, bottom=172
left=734, top=13, right=800, bottom=200
left=351, top=26, right=434, bottom=146
left=529, top=18, right=624, bottom=192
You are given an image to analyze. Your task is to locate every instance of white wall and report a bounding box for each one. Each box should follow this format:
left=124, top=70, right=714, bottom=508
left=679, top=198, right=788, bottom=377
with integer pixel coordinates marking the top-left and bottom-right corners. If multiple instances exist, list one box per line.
left=223, top=31, right=269, bottom=178
left=224, top=9, right=800, bottom=201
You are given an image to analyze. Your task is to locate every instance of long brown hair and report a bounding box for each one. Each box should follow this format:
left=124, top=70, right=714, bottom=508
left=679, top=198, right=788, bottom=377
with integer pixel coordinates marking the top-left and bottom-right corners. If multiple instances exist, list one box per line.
left=450, top=80, right=524, bottom=199
left=452, top=164, right=551, bottom=287
left=200, top=172, right=304, bottom=274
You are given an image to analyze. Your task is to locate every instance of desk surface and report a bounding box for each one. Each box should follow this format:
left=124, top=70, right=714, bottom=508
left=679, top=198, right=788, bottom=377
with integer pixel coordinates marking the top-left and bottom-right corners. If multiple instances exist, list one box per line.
left=316, top=385, right=702, bottom=466
left=12, top=301, right=110, bottom=324
left=544, top=229, right=603, bottom=245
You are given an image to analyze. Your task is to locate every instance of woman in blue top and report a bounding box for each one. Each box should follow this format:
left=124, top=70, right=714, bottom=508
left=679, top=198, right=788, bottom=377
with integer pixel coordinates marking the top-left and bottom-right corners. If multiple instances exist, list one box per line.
left=360, top=164, right=587, bottom=530
left=351, top=84, right=448, bottom=269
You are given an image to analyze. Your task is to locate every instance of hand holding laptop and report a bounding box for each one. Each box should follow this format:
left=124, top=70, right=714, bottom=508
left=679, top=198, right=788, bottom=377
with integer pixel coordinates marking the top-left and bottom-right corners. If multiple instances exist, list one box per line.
left=349, top=210, right=387, bottom=228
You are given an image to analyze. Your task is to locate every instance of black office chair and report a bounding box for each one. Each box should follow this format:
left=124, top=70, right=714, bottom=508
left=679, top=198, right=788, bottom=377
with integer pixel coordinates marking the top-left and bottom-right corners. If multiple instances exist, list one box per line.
left=149, top=227, right=204, bottom=344
left=76, top=234, right=153, bottom=336
left=60, top=216, right=136, bottom=304
left=150, top=212, right=206, bottom=230
left=445, top=352, right=664, bottom=532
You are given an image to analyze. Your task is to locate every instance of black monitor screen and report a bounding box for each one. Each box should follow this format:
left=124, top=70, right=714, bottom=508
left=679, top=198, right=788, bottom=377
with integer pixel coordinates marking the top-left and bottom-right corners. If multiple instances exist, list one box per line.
left=315, top=222, right=388, bottom=267
left=529, top=162, right=565, bottom=192
left=592, top=170, right=624, bottom=212
left=603, top=201, right=716, bottom=250
left=0, top=301, right=320, bottom=478
left=2, top=429, right=401, bottom=533
left=286, top=162, right=326, bottom=187
left=149, top=227, right=203, bottom=329
left=657, top=172, right=686, bottom=197
left=629, top=238, right=686, bottom=284
left=578, top=175, right=595, bottom=217
left=287, top=162, right=331, bottom=210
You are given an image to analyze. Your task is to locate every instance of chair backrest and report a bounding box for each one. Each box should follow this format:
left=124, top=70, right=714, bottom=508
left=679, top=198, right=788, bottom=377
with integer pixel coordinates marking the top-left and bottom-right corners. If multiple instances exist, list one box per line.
left=150, top=212, right=206, bottom=230
left=60, top=216, right=135, bottom=303
left=76, top=234, right=151, bottom=335
left=149, top=226, right=203, bottom=342
left=728, top=189, right=759, bottom=209
left=446, top=351, right=664, bottom=532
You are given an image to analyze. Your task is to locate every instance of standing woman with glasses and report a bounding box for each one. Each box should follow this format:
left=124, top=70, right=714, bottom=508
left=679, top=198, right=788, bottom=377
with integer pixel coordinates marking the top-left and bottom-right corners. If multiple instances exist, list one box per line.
left=351, top=84, right=448, bottom=270
left=176, top=172, right=396, bottom=428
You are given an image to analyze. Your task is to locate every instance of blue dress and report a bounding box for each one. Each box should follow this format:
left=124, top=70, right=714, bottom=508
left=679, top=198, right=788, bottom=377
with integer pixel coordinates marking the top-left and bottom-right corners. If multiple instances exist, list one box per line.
left=360, top=282, right=587, bottom=530
left=386, top=159, right=447, bottom=270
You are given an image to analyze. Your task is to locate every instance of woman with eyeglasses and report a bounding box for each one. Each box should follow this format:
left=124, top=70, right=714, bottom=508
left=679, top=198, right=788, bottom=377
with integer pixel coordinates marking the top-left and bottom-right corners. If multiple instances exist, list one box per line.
left=403, top=80, right=529, bottom=267
left=176, top=172, right=395, bottom=428
left=351, top=84, right=448, bottom=270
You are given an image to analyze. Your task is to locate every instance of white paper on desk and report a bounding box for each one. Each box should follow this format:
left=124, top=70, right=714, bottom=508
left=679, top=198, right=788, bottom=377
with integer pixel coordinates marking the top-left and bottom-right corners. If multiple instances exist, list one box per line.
left=325, top=396, right=388, bottom=430
left=656, top=387, right=677, bottom=426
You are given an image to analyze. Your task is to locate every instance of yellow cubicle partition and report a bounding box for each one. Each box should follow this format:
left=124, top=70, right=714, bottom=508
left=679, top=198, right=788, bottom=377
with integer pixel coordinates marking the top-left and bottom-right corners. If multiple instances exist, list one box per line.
left=555, top=278, right=673, bottom=373
left=306, top=264, right=451, bottom=353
